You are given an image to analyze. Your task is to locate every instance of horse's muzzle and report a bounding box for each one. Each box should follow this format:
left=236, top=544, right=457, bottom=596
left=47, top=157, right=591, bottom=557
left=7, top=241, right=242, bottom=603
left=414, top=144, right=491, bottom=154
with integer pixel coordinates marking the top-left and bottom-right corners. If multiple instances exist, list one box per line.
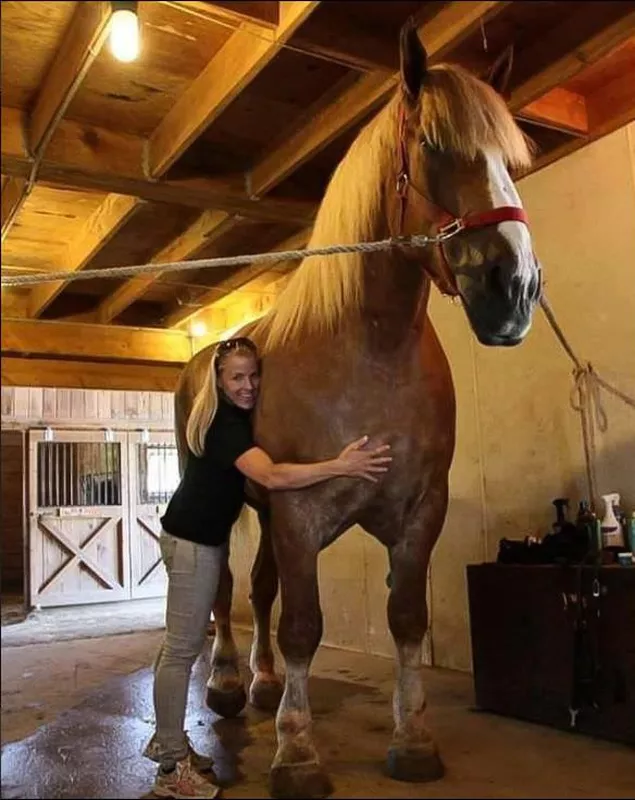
left=456, top=259, right=540, bottom=347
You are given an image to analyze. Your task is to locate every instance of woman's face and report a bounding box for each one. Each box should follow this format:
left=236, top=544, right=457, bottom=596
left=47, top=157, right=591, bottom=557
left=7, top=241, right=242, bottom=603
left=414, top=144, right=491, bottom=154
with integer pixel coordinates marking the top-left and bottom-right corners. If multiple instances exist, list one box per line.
left=218, top=351, right=260, bottom=410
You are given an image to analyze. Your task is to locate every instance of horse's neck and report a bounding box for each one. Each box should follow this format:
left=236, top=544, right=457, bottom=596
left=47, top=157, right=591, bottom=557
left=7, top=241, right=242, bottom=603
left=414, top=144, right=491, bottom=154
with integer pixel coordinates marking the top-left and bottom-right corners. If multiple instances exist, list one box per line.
left=357, top=223, right=430, bottom=356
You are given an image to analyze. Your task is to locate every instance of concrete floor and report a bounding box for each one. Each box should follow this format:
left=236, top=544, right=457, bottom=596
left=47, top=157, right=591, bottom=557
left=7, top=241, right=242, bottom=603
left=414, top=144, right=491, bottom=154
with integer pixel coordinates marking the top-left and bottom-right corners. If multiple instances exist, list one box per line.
left=2, top=614, right=634, bottom=799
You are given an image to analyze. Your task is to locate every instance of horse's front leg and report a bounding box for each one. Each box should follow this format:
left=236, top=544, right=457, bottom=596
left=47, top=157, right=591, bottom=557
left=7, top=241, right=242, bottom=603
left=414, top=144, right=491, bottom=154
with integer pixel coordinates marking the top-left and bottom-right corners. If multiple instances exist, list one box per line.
left=385, top=484, right=448, bottom=782
left=249, top=508, right=284, bottom=712
left=268, top=512, right=333, bottom=799
left=206, top=546, right=246, bottom=718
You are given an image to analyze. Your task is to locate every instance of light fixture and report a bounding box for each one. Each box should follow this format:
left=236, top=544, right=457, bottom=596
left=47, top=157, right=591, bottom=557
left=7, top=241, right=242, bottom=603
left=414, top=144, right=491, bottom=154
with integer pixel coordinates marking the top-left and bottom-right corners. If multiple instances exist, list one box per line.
left=190, top=321, right=208, bottom=338
left=110, top=1, right=140, bottom=63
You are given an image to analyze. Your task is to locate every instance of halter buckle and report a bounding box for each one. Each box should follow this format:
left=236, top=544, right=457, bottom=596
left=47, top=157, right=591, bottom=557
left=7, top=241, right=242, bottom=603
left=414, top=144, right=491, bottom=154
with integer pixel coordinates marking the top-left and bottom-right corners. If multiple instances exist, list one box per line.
left=437, top=218, right=465, bottom=241
left=396, top=172, right=409, bottom=197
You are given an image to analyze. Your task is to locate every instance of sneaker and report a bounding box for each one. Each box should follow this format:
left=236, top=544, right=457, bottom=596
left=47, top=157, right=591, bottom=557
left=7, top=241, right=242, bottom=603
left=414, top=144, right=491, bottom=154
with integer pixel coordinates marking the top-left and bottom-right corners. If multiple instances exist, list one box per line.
left=187, top=745, right=215, bottom=775
left=152, top=755, right=221, bottom=799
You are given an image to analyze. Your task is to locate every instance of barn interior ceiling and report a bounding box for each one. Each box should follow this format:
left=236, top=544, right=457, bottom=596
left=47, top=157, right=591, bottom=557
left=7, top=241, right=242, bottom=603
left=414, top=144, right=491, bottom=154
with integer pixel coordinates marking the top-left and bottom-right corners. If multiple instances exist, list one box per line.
left=1, top=0, right=634, bottom=390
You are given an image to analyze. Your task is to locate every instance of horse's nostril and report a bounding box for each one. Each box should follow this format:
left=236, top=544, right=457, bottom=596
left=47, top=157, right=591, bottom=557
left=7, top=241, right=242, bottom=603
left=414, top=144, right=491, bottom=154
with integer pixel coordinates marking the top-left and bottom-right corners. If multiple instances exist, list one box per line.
left=487, top=264, right=506, bottom=296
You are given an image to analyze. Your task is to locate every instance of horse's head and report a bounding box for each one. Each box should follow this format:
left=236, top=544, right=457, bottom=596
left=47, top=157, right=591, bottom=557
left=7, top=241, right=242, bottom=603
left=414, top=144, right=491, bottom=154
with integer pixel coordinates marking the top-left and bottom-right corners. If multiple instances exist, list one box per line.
left=396, top=22, right=541, bottom=346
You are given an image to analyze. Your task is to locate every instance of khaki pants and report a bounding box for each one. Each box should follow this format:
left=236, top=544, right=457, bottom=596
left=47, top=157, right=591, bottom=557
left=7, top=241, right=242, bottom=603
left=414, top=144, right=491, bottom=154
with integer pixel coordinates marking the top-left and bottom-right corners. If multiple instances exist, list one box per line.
left=144, top=530, right=225, bottom=768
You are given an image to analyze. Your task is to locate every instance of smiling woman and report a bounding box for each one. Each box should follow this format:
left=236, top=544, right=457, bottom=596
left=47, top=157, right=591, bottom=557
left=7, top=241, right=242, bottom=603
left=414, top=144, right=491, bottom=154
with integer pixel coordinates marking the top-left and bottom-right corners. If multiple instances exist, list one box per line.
left=144, top=334, right=392, bottom=798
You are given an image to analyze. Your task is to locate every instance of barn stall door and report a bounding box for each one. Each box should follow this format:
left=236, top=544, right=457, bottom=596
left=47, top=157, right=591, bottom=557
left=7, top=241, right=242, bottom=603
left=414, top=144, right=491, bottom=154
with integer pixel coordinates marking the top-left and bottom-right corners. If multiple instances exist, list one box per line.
left=127, top=431, right=180, bottom=599
left=28, top=430, right=131, bottom=608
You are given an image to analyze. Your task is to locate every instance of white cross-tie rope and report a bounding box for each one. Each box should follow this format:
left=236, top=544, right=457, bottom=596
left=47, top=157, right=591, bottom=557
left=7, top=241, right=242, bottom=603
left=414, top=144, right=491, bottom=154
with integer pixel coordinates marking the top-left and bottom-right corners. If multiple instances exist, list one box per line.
left=539, top=294, right=635, bottom=511
left=0, top=232, right=457, bottom=288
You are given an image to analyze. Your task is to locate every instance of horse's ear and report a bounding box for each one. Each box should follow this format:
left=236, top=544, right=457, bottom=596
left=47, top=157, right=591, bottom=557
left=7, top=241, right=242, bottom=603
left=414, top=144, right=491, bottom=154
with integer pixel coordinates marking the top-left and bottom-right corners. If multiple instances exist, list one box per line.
left=400, top=19, right=427, bottom=103
left=486, top=44, right=514, bottom=97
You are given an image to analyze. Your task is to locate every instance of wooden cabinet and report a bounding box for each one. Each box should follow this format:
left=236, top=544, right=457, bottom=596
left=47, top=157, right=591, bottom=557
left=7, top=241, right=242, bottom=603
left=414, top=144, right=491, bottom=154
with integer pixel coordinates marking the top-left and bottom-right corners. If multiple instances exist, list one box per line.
left=466, top=563, right=635, bottom=747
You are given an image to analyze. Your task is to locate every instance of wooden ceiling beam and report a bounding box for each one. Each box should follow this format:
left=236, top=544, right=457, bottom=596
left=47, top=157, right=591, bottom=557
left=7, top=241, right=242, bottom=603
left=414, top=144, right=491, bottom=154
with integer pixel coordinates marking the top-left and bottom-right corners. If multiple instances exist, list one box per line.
left=1, top=356, right=182, bottom=392
left=516, top=87, right=588, bottom=136
left=508, top=8, right=635, bottom=113
left=147, top=1, right=321, bottom=178
left=1, top=289, right=29, bottom=318
left=1, top=107, right=316, bottom=225
left=96, top=210, right=241, bottom=323
left=248, top=1, right=509, bottom=198
left=166, top=227, right=312, bottom=328
left=1, top=318, right=191, bottom=364
left=2, top=2, right=112, bottom=239
left=1, top=177, right=27, bottom=241
left=171, top=1, right=280, bottom=28
left=29, top=1, right=112, bottom=154
left=28, top=194, right=143, bottom=318
left=522, top=68, right=635, bottom=178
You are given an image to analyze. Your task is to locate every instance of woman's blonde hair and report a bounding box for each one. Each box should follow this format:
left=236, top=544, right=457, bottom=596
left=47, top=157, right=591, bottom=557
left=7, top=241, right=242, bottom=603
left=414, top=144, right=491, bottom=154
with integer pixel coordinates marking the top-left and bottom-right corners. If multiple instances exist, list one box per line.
left=185, top=338, right=257, bottom=458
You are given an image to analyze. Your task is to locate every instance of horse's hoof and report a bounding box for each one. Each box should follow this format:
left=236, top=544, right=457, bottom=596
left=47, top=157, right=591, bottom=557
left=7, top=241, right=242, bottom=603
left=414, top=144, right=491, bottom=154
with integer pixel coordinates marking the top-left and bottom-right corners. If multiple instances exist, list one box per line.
left=386, top=745, right=445, bottom=783
left=249, top=677, right=283, bottom=712
left=269, top=762, right=333, bottom=799
left=205, top=684, right=247, bottom=718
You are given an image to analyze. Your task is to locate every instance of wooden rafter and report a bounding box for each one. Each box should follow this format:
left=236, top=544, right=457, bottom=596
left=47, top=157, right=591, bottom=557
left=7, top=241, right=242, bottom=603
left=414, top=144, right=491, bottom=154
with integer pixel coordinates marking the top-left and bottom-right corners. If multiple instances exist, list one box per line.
left=147, top=1, right=321, bottom=177
left=171, top=1, right=280, bottom=28
left=0, top=107, right=316, bottom=225
left=2, top=2, right=113, bottom=238
left=516, top=88, right=588, bottom=136
left=1, top=177, right=27, bottom=241
left=28, top=194, right=143, bottom=318
left=508, top=9, right=635, bottom=113
left=524, top=64, right=635, bottom=177
left=247, top=1, right=508, bottom=198
left=1, top=357, right=183, bottom=392
left=96, top=211, right=241, bottom=323
left=1, top=318, right=191, bottom=363
left=166, top=227, right=312, bottom=328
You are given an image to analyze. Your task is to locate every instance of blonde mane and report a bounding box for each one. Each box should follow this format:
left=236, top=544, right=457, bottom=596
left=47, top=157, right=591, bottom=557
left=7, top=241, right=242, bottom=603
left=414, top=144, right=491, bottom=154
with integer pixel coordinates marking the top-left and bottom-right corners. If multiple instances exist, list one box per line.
left=256, top=64, right=534, bottom=354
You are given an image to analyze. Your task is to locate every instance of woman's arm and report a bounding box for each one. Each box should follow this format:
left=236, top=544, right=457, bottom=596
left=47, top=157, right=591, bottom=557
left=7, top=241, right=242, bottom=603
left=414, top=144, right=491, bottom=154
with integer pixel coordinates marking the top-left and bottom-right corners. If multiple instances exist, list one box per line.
left=234, top=436, right=392, bottom=490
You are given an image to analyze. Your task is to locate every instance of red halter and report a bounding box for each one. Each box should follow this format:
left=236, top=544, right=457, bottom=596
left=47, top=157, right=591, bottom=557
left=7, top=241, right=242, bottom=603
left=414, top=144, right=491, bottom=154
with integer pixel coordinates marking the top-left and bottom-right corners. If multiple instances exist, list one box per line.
left=395, top=106, right=530, bottom=296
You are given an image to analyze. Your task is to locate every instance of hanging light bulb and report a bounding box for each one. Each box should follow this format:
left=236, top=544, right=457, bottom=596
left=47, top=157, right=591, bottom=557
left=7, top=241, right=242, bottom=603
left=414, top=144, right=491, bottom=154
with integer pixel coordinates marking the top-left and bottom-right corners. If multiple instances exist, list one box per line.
left=110, top=1, right=140, bottom=63
left=190, top=321, right=208, bottom=339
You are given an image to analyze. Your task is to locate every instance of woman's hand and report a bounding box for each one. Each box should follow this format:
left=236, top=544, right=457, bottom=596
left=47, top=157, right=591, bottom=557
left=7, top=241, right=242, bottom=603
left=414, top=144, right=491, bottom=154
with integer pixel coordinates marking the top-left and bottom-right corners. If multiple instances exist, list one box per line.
left=336, top=436, right=392, bottom=482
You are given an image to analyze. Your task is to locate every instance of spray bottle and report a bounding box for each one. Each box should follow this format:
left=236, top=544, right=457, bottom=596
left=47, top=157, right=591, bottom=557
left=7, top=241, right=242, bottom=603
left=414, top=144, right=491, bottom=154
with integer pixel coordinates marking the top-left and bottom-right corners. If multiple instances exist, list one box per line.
left=600, top=493, right=625, bottom=549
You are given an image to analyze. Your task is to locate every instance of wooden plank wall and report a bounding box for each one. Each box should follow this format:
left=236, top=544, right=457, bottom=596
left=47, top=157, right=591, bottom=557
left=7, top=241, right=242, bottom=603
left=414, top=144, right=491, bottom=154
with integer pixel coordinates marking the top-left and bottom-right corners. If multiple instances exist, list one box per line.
left=1, top=430, right=26, bottom=594
left=1, top=386, right=175, bottom=429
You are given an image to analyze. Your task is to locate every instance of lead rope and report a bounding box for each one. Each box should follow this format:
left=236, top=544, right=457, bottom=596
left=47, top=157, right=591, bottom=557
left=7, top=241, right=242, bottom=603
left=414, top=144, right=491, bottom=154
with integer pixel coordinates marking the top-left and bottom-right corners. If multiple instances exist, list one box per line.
left=539, top=294, right=635, bottom=513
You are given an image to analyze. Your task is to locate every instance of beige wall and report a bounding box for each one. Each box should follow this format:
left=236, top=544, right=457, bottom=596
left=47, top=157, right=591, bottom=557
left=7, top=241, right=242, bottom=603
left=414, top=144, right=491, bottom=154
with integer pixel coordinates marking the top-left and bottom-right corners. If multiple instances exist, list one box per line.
left=228, top=125, right=635, bottom=672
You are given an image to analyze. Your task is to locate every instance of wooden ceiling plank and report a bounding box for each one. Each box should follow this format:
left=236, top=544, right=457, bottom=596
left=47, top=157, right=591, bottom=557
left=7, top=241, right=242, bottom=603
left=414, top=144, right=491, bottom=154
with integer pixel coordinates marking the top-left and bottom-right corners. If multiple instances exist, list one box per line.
left=1, top=318, right=190, bottom=363
left=1, top=356, right=182, bottom=392
left=28, top=194, right=143, bottom=318
left=167, top=226, right=312, bottom=328
left=96, top=210, right=241, bottom=323
left=1, top=107, right=316, bottom=225
left=585, top=68, right=635, bottom=132
left=524, top=67, right=635, bottom=178
left=148, top=1, right=321, bottom=178
left=29, top=1, right=112, bottom=154
left=1, top=177, right=27, bottom=241
left=508, top=9, right=635, bottom=113
left=516, top=87, right=588, bottom=136
left=2, top=2, right=112, bottom=241
left=172, top=1, right=280, bottom=28
left=248, top=1, right=509, bottom=199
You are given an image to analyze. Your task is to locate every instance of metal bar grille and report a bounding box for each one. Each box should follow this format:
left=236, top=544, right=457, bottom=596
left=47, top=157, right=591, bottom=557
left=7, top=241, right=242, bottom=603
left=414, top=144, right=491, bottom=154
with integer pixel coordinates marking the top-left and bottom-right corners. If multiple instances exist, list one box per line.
left=36, top=441, right=122, bottom=508
left=138, top=443, right=179, bottom=505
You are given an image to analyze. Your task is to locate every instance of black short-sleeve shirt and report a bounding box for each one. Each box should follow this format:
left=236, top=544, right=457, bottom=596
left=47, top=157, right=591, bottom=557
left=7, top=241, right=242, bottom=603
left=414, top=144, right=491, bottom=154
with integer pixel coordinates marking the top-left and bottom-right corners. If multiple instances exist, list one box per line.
left=160, top=395, right=255, bottom=547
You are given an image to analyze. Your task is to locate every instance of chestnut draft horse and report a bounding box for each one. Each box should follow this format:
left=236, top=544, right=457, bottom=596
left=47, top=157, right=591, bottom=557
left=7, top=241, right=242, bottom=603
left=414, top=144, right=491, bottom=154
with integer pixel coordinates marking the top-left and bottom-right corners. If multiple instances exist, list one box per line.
left=174, top=21, right=541, bottom=799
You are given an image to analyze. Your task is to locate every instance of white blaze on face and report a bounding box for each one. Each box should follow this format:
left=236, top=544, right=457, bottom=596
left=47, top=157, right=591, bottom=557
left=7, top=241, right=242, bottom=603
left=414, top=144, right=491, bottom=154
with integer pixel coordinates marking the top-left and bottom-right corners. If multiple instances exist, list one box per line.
left=485, top=149, right=534, bottom=276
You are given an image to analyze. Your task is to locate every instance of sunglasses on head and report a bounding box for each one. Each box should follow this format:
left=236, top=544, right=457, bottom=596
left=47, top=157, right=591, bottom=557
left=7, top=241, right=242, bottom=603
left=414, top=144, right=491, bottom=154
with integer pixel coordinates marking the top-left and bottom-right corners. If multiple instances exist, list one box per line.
left=215, top=337, right=258, bottom=359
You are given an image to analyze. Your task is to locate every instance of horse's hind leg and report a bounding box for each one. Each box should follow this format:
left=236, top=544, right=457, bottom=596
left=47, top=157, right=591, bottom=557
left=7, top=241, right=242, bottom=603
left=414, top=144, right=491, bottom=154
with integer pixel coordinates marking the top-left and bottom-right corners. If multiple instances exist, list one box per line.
left=206, top=547, right=247, bottom=718
left=248, top=508, right=284, bottom=712
left=385, top=487, right=448, bottom=783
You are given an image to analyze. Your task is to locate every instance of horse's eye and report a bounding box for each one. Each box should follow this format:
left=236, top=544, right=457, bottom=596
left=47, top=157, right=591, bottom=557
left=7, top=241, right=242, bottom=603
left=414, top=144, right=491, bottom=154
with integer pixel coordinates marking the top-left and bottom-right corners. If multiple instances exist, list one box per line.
left=420, top=138, right=440, bottom=153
